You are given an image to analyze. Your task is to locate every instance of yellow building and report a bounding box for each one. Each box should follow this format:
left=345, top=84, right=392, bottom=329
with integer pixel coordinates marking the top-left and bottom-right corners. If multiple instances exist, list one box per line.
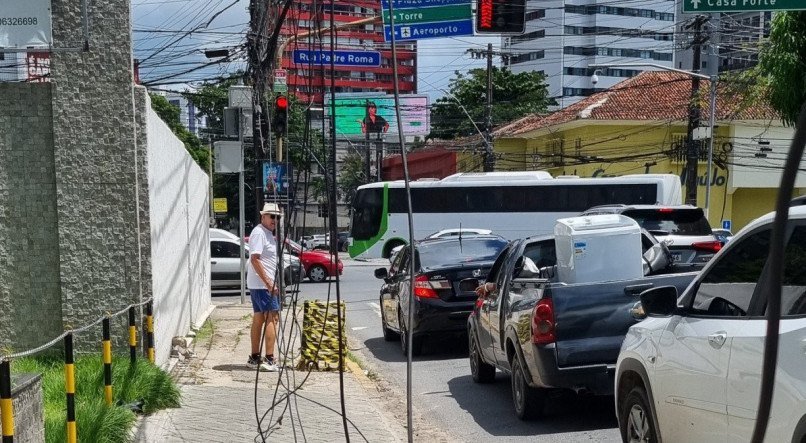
left=458, top=71, right=801, bottom=232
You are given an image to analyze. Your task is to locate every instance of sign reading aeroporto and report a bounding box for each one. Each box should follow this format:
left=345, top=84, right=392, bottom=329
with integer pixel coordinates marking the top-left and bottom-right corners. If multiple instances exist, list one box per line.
left=683, top=0, right=806, bottom=13
left=0, top=0, right=53, bottom=48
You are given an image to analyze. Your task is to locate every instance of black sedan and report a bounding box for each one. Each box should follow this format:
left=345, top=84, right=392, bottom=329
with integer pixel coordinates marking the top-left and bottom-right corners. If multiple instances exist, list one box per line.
left=374, top=235, right=508, bottom=355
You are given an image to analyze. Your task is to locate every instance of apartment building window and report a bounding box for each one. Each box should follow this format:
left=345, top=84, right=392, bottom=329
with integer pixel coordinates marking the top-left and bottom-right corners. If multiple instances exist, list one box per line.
left=511, top=29, right=545, bottom=44
left=525, top=9, right=545, bottom=21
left=511, top=50, right=545, bottom=64
left=562, top=87, right=595, bottom=97
left=566, top=4, right=674, bottom=21
left=564, top=46, right=595, bottom=56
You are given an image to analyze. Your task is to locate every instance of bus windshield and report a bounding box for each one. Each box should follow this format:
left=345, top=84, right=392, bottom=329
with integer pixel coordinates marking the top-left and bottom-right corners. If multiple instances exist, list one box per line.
left=351, top=187, right=383, bottom=240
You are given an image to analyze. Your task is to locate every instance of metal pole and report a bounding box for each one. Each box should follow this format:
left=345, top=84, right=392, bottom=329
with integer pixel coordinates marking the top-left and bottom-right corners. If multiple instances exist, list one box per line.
left=209, top=136, right=215, bottom=227
left=0, top=359, right=13, bottom=443
left=239, top=107, right=247, bottom=305
left=684, top=17, right=705, bottom=206
left=64, top=333, right=76, bottom=443
left=484, top=43, right=494, bottom=172
left=386, top=5, right=415, bottom=442
left=705, top=76, right=718, bottom=220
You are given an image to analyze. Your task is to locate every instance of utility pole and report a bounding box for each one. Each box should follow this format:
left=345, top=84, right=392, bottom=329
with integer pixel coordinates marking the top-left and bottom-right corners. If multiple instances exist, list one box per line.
left=683, top=15, right=709, bottom=205
left=467, top=44, right=501, bottom=172
left=248, top=0, right=273, bottom=220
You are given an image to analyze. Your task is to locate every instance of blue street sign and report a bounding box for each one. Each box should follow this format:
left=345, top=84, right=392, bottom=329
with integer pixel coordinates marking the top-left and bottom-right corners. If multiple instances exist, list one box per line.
left=383, top=19, right=474, bottom=41
left=292, top=50, right=381, bottom=67
left=722, top=220, right=731, bottom=231
left=381, top=0, right=470, bottom=9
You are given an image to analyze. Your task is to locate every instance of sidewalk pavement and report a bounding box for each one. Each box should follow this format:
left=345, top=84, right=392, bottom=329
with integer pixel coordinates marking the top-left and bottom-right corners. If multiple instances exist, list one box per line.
left=135, top=301, right=406, bottom=442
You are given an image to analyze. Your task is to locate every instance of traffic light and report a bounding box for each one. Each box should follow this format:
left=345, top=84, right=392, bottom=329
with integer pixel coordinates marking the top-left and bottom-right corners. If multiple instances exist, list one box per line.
left=475, top=0, right=526, bottom=34
left=273, top=95, right=289, bottom=135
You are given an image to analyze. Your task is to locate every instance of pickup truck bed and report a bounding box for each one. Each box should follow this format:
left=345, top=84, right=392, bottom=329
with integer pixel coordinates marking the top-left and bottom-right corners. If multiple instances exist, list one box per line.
left=468, top=234, right=698, bottom=419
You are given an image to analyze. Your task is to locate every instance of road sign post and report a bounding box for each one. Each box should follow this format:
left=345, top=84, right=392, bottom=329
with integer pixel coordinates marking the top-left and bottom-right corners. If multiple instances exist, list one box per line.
left=273, top=69, right=287, bottom=93
left=381, top=0, right=473, bottom=42
left=683, top=0, right=806, bottom=13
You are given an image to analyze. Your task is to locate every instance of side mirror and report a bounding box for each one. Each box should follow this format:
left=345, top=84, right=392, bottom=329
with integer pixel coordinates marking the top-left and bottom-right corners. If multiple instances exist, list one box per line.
left=374, top=267, right=389, bottom=279
left=458, top=278, right=480, bottom=292
left=640, top=286, right=679, bottom=317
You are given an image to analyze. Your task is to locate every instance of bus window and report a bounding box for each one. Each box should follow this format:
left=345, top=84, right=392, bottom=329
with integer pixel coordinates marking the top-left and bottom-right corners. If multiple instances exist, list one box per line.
left=352, top=188, right=383, bottom=240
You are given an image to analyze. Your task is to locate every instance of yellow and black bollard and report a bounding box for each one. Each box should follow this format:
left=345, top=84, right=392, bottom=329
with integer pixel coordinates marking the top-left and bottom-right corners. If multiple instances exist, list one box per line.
left=145, top=302, right=155, bottom=364
left=64, top=333, right=77, bottom=443
left=1, top=360, right=13, bottom=443
left=102, top=318, right=113, bottom=406
left=128, top=307, right=137, bottom=365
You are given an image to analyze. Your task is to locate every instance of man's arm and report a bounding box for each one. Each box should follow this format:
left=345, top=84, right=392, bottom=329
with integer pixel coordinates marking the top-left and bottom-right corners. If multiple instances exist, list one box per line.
left=250, top=253, right=278, bottom=295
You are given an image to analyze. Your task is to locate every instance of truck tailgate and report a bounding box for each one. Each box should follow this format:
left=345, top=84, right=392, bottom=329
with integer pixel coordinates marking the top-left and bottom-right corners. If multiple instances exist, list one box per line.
left=551, top=272, right=696, bottom=367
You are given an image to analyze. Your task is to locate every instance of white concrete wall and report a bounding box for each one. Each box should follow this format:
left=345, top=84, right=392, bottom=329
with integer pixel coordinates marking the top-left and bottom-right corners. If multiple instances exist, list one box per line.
left=145, top=96, right=211, bottom=367
left=730, top=123, right=804, bottom=189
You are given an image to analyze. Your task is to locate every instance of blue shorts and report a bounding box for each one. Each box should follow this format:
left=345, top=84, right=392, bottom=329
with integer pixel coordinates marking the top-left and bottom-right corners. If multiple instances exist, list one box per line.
left=250, top=289, right=281, bottom=313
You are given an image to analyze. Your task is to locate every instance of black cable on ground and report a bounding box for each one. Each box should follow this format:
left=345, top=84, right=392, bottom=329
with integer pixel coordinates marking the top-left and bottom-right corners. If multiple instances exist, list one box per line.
left=325, top=0, right=351, bottom=439
left=750, top=102, right=806, bottom=442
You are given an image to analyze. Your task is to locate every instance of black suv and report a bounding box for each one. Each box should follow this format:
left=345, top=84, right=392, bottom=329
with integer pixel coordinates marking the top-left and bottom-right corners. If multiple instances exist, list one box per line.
left=581, top=204, right=721, bottom=269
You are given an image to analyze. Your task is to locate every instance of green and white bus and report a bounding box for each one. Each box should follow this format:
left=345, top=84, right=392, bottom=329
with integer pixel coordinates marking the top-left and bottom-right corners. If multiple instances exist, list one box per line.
left=348, top=171, right=683, bottom=259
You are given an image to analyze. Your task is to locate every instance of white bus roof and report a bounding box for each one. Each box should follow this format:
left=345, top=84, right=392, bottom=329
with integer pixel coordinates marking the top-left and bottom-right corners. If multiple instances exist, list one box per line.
left=358, top=172, right=681, bottom=191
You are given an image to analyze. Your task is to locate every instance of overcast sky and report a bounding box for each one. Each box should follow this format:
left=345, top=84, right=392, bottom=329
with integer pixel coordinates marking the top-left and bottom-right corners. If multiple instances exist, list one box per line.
left=131, top=0, right=497, bottom=101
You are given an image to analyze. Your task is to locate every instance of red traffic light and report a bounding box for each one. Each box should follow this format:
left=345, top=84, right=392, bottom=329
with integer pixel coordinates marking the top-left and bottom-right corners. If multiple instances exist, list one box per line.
left=275, top=96, right=288, bottom=110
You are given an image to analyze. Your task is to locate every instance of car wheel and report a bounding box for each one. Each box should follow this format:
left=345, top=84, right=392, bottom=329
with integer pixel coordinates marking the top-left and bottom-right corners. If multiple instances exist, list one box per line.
left=381, top=301, right=399, bottom=342
left=469, top=332, right=495, bottom=383
left=307, top=264, right=328, bottom=283
left=511, top=355, right=543, bottom=420
left=620, top=386, right=658, bottom=443
left=399, top=311, right=422, bottom=356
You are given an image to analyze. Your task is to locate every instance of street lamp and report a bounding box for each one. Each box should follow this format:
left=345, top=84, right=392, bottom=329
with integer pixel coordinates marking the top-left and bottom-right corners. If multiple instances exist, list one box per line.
left=590, top=63, right=718, bottom=219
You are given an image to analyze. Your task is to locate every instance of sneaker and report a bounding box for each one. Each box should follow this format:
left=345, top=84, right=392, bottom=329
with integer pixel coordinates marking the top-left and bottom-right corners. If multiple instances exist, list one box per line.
left=246, top=354, right=261, bottom=370
left=261, top=356, right=278, bottom=372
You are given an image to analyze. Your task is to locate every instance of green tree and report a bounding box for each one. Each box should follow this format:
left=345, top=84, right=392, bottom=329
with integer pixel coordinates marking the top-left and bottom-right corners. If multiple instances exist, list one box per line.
left=149, top=94, right=210, bottom=171
left=338, top=152, right=366, bottom=208
left=189, top=75, right=241, bottom=135
left=429, top=67, right=555, bottom=140
left=758, top=11, right=806, bottom=125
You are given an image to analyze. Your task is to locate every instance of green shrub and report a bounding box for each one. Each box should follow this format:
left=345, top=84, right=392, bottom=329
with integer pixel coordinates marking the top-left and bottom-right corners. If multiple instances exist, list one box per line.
left=11, top=355, right=180, bottom=443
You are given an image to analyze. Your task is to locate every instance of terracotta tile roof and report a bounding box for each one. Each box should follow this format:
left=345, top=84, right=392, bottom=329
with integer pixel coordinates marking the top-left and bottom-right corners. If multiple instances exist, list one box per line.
left=494, top=71, right=779, bottom=137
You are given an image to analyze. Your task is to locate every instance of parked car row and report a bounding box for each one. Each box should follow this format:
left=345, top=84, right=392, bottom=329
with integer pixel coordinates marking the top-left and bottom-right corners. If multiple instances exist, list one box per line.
left=209, top=228, right=343, bottom=287
left=373, top=203, right=806, bottom=442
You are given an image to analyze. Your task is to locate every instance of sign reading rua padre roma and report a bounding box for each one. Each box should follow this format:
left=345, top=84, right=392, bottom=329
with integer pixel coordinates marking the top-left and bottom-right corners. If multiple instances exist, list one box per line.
left=0, top=0, right=53, bottom=48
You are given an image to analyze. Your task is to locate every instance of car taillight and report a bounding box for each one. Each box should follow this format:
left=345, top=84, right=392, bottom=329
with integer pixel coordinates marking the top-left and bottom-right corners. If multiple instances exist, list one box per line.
left=413, top=275, right=449, bottom=299
left=692, top=241, right=722, bottom=253
left=657, top=208, right=674, bottom=213
left=531, top=298, right=556, bottom=345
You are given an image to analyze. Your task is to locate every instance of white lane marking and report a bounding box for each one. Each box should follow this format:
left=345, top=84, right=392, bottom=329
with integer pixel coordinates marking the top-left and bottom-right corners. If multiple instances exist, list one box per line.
left=367, top=302, right=382, bottom=318
left=351, top=326, right=368, bottom=331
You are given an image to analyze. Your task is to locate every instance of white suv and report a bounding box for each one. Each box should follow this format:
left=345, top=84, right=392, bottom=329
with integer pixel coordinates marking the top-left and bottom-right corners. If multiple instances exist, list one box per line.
left=615, top=206, right=806, bottom=443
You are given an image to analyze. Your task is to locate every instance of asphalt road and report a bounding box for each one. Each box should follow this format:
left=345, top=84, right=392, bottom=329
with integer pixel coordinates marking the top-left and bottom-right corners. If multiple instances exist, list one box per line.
left=214, top=259, right=622, bottom=442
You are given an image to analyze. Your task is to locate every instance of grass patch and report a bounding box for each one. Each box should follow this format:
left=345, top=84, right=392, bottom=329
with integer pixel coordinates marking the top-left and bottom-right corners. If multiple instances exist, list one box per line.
left=12, top=355, right=180, bottom=443
left=195, top=319, right=214, bottom=343
left=345, top=350, right=379, bottom=381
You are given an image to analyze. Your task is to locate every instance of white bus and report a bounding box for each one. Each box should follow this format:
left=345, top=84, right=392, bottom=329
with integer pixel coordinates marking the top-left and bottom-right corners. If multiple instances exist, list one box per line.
left=348, top=171, right=682, bottom=258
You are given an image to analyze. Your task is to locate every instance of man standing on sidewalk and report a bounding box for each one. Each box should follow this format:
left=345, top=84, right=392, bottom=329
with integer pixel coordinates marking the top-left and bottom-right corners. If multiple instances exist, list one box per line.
left=246, top=202, right=282, bottom=371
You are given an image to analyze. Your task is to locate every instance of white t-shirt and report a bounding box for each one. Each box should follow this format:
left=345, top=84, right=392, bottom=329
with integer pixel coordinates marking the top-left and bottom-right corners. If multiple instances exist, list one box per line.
left=246, top=224, right=278, bottom=289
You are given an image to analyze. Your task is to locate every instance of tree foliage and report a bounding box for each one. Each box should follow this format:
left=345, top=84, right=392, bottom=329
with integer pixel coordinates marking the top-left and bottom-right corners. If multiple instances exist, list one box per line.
left=429, top=67, right=555, bottom=140
left=338, top=152, right=366, bottom=208
left=758, top=11, right=806, bottom=125
left=149, top=94, right=210, bottom=171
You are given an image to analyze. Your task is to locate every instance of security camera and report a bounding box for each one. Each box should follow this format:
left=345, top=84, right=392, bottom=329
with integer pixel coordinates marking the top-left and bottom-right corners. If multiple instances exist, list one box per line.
left=591, top=73, right=599, bottom=85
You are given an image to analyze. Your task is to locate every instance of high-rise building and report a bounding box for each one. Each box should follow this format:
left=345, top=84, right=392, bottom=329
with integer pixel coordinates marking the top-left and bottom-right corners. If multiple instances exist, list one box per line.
left=279, top=0, right=417, bottom=103
left=675, top=6, right=771, bottom=75
left=504, top=0, right=676, bottom=109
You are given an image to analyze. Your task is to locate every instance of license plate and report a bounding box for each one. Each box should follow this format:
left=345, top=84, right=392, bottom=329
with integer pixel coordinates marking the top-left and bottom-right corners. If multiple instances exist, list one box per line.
left=671, top=252, right=682, bottom=262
